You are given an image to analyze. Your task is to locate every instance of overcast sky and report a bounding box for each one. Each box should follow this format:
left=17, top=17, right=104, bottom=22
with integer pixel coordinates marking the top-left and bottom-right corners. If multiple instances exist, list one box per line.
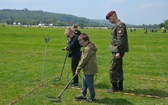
left=0, top=0, right=168, bottom=25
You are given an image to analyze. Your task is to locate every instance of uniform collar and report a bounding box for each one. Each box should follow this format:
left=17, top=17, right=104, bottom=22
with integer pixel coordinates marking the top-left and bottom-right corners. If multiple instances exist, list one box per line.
left=115, top=20, right=121, bottom=26
left=111, top=20, right=121, bottom=29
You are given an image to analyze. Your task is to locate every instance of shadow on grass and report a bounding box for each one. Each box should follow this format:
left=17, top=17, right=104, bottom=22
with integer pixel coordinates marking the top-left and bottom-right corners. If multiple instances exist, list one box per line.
left=95, top=82, right=110, bottom=89
left=124, top=89, right=168, bottom=97
left=95, top=97, right=133, bottom=105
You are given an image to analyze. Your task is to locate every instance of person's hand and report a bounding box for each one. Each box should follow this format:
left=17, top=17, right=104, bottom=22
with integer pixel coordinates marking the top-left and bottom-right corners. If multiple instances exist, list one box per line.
left=75, top=70, right=79, bottom=75
left=115, top=53, right=120, bottom=59
left=68, top=37, right=71, bottom=41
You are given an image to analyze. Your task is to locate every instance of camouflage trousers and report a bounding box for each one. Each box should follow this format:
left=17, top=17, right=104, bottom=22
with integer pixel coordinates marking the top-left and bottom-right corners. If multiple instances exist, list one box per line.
left=109, top=52, right=125, bottom=84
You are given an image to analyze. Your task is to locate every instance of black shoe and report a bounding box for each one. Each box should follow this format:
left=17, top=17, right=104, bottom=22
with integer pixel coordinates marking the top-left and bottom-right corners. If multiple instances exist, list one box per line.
left=87, top=98, right=96, bottom=102
left=106, top=88, right=118, bottom=93
left=74, top=96, right=86, bottom=101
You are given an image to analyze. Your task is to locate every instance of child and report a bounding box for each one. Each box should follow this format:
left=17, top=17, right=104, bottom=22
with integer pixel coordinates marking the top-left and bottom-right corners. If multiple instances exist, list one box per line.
left=75, top=33, right=98, bottom=102
left=71, top=24, right=81, bottom=36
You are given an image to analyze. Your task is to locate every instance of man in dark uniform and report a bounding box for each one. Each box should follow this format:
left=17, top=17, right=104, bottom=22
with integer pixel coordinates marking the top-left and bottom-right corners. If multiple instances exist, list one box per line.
left=105, top=10, right=129, bottom=92
left=65, top=29, right=81, bottom=86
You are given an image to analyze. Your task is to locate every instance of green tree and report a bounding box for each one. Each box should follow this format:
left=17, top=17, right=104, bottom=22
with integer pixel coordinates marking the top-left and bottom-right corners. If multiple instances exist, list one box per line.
left=79, top=23, right=85, bottom=29
left=159, top=23, right=164, bottom=28
left=164, top=20, right=168, bottom=29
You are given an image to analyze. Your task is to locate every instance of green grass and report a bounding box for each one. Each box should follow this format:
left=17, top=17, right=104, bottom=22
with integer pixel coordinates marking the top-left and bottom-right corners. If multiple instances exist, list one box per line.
left=0, top=26, right=168, bottom=105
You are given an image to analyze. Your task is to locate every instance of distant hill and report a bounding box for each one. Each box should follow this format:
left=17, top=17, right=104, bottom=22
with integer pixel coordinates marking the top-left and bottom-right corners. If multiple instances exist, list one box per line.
left=91, top=19, right=111, bottom=25
left=91, top=19, right=137, bottom=28
left=0, top=8, right=145, bottom=28
left=0, top=8, right=110, bottom=27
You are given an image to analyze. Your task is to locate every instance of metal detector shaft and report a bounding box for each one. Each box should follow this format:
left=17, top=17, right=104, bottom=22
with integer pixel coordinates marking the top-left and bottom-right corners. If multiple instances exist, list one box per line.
left=58, top=51, right=68, bottom=80
left=57, top=75, right=76, bottom=98
left=41, top=37, right=50, bottom=86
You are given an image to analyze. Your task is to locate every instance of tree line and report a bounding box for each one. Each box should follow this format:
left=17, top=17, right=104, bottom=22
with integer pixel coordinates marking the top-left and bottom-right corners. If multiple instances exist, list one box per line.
left=0, top=8, right=105, bottom=27
left=0, top=8, right=167, bottom=29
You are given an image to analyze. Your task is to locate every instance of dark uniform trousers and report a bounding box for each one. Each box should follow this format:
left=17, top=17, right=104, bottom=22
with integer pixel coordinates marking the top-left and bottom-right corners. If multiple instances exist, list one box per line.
left=71, top=58, right=79, bottom=84
left=109, top=52, right=125, bottom=90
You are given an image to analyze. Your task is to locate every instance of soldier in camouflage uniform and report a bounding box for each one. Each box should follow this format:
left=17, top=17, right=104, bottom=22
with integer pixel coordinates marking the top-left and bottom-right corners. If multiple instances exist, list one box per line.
left=105, top=11, right=129, bottom=92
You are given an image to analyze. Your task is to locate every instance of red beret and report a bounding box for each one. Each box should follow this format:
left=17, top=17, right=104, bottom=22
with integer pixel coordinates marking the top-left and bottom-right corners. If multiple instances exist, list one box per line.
left=106, top=11, right=116, bottom=19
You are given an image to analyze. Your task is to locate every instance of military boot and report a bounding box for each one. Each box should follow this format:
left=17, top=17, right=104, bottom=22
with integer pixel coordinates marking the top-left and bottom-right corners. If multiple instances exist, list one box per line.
left=106, top=83, right=118, bottom=93
left=118, top=82, right=123, bottom=91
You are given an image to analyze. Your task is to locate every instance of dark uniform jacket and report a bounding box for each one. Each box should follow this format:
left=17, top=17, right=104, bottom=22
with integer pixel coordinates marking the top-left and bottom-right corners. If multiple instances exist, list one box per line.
left=109, top=20, right=129, bottom=53
left=68, top=35, right=81, bottom=60
left=74, top=30, right=81, bottom=36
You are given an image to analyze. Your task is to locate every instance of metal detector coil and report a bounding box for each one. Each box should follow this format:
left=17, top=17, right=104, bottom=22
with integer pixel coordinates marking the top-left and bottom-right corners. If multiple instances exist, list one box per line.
left=44, top=37, right=50, bottom=43
left=47, top=75, right=76, bottom=102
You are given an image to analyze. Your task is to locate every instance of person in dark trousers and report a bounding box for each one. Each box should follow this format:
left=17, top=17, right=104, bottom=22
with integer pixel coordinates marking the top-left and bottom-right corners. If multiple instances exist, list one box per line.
left=75, top=33, right=98, bottom=102
left=105, top=10, right=129, bottom=92
left=62, top=24, right=81, bottom=50
left=65, top=29, right=81, bottom=86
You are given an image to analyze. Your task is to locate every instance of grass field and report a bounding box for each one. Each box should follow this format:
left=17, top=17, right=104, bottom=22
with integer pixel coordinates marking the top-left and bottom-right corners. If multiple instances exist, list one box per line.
left=0, top=26, right=168, bottom=105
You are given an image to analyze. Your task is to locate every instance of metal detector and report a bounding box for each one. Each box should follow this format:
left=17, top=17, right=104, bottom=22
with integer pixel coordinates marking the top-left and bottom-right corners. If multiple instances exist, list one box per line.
left=67, top=70, right=97, bottom=82
left=47, top=75, right=76, bottom=102
left=41, top=37, right=50, bottom=86
left=54, top=51, right=69, bottom=81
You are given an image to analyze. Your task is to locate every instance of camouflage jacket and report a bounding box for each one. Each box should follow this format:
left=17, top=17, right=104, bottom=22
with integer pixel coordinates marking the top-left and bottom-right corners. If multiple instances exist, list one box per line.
left=76, top=42, right=98, bottom=75
left=109, top=20, right=129, bottom=53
